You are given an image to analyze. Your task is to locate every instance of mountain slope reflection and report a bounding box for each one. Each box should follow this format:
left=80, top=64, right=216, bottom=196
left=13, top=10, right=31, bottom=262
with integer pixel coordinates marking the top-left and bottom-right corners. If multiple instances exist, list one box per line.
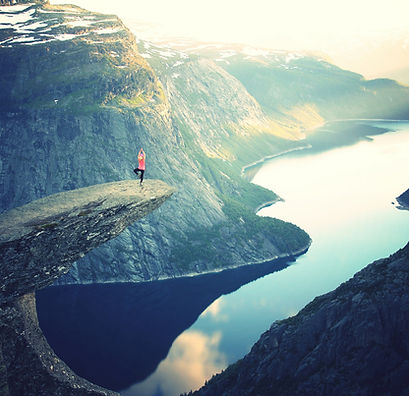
left=125, top=330, right=226, bottom=396
left=36, top=257, right=290, bottom=391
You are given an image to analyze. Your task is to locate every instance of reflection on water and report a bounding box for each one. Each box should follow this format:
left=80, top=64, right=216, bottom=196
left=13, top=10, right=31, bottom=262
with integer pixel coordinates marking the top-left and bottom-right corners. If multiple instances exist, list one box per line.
left=123, top=330, right=226, bottom=396
left=37, top=121, right=409, bottom=396
left=122, top=121, right=409, bottom=396
left=36, top=258, right=289, bottom=391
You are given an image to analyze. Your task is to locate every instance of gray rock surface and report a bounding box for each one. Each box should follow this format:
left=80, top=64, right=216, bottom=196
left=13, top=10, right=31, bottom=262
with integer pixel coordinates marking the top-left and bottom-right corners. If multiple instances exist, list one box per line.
left=0, top=179, right=173, bottom=395
left=0, top=179, right=175, bottom=305
left=0, top=293, right=117, bottom=396
left=193, top=242, right=409, bottom=396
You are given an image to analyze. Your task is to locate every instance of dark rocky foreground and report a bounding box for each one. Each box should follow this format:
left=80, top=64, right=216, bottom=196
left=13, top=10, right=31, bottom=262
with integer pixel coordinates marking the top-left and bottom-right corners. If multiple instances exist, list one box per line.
left=0, top=180, right=174, bottom=395
left=192, top=241, right=409, bottom=396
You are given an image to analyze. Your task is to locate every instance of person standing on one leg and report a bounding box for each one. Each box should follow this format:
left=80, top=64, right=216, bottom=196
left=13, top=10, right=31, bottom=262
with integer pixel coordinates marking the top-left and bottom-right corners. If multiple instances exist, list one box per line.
left=133, top=148, right=146, bottom=185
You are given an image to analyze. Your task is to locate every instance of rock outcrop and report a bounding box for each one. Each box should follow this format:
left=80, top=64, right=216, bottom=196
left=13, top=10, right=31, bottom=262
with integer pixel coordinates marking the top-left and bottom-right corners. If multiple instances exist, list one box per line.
left=193, top=242, right=409, bottom=396
left=397, top=188, right=409, bottom=210
left=0, top=293, right=117, bottom=396
left=0, top=179, right=175, bottom=305
left=0, top=179, right=174, bottom=395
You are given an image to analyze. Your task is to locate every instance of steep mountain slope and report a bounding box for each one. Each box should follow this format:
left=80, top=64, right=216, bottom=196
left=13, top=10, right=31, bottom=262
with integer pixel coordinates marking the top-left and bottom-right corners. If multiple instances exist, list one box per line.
left=192, top=242, right=409, bottom=396
left=0, top=2, right=309, bottom=284
left=138, top=41, right=323, bottom=161
left=138, top=40, right=409, bottom=179
left=192, top=44, right=409, bottom=120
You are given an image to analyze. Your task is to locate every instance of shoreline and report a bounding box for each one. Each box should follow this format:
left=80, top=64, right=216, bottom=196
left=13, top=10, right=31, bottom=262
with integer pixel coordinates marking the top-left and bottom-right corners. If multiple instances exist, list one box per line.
left=240, top=144, right=311, bottom=177
left=254, top=197, right=284, bottom=213
left=240, top=119, right=409, bottom=180
left=48, top=239, right=313, bottom=288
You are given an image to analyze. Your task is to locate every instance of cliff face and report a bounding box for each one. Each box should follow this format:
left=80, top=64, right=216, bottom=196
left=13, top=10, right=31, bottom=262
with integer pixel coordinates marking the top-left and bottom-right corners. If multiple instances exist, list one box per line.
left=0, top=2, right=310, bottom=284
left=1, top=3, right=408, bottom=285
left=193, top=242, right=409, bottom=396
left=0, top=179, right=173, bottom=395
left=141, top=41, right=409, bottom=135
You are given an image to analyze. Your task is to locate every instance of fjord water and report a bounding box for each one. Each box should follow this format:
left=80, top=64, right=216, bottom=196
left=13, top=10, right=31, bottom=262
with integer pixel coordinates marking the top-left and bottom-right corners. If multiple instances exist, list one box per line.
left=37, top=121, right=409, bottom=396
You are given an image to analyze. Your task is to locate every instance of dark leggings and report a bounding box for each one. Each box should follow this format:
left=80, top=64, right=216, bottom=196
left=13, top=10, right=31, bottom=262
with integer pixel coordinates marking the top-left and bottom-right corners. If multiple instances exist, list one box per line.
left=134, top=168, right=144, bottom=183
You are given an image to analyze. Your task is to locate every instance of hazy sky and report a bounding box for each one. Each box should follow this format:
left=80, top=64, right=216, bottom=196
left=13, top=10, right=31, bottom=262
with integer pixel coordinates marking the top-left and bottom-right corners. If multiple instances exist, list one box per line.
left=51, top=0, right=409, bottom=81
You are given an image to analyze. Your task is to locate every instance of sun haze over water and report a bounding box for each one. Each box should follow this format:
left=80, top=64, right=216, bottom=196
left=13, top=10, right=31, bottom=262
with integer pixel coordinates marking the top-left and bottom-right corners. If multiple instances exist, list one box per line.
left=50, top=0, right=409, bottom=83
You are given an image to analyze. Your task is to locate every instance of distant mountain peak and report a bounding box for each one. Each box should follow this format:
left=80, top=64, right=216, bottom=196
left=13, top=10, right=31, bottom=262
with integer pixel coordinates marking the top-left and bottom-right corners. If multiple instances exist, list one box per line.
left=0, top=2, right=124, bottom=48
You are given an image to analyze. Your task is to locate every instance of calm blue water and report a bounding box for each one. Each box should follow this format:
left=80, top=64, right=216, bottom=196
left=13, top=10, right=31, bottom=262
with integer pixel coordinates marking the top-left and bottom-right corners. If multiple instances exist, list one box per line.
left=37, top=121, right=409, bottom=396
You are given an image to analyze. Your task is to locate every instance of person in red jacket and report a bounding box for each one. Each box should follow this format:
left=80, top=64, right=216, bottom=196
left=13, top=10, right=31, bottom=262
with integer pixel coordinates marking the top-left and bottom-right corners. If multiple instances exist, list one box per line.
left=133, top=148, right=146, bottom=185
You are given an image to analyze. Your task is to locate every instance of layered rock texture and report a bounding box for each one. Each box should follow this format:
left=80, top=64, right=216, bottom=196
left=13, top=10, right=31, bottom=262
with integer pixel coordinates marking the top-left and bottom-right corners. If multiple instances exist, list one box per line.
left=0, top=179, right=175, bottom=304
left=0, top=180, right=174, bottom=395
left=193, top=242, right=409, bottom=396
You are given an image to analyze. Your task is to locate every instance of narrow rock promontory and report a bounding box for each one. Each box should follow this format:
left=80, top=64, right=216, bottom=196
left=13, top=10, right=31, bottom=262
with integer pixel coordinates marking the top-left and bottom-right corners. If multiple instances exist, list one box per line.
left=193, top=242, right=409, bottom=396
left=0, top=179, right=175, bottom=305
left=0, top=179, right=174, bottom=395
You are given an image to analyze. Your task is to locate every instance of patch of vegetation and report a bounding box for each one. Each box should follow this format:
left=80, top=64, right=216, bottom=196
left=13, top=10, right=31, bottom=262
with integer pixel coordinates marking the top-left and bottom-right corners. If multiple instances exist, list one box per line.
left=111, top=92, right=148, bottom=108
left=169, top=118, right=310, bottom=272
left=170, top=192, right=310, bottom=272
left=194, top=154, right=276, bottom=211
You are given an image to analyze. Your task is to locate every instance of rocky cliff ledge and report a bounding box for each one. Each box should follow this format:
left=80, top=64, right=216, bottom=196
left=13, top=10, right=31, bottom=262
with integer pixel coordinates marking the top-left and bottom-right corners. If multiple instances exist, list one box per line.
left=193, top=242, right=409, bottom=396
left=0, top=179, right=174, bottom=395
left=0, top=179, right=175, bottom=305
